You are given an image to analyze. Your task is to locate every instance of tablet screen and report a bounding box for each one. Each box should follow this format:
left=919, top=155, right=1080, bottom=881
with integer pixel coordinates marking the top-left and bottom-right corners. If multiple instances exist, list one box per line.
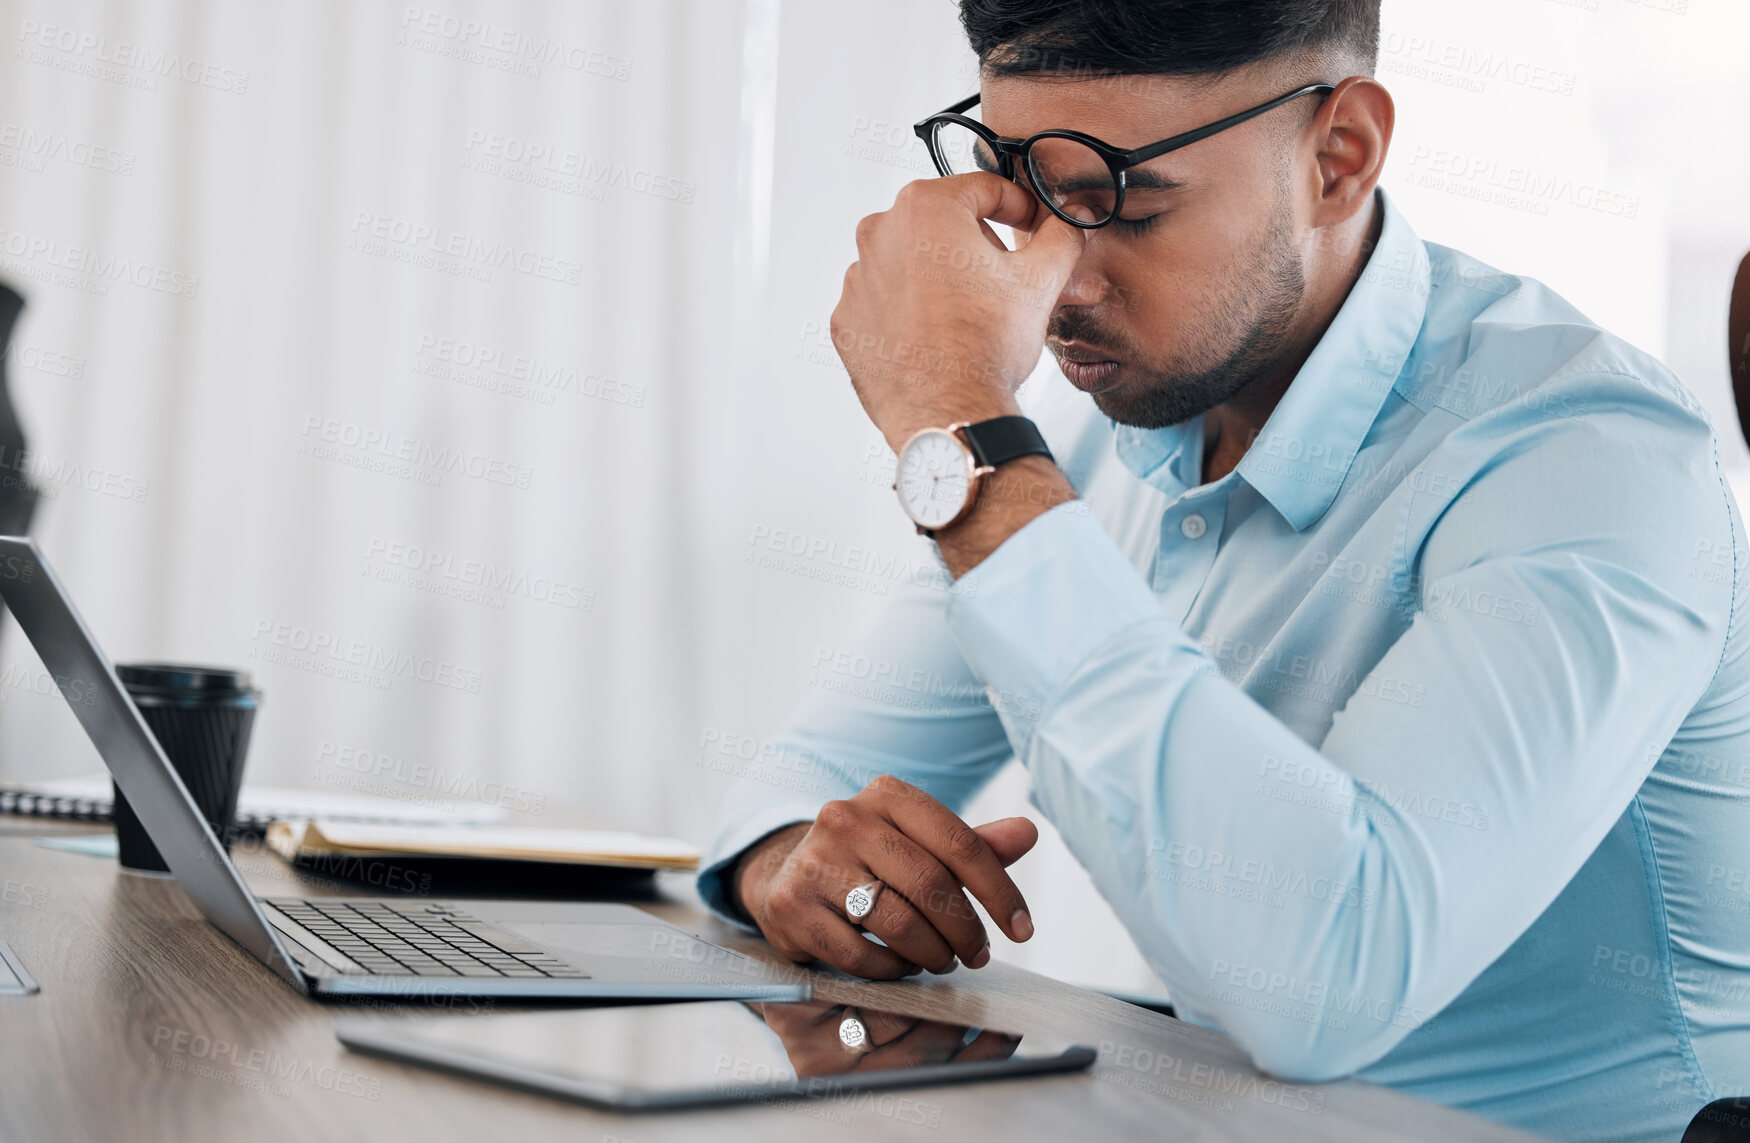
left=337, top=999, right=1094, bottom=1109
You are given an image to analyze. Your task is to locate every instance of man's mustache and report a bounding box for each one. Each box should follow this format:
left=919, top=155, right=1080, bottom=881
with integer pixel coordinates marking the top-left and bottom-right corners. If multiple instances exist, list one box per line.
left=1048, top=311, right=1130, bottom=360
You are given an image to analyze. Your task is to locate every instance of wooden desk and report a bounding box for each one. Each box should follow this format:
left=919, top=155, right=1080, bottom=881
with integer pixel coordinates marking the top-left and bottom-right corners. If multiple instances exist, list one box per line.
left=0, top=826, right=1547, bottom=1142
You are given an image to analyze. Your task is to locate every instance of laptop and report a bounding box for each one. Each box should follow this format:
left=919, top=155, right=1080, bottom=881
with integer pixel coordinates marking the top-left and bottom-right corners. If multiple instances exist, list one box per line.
left=0, top=536, right=809, bottom=1003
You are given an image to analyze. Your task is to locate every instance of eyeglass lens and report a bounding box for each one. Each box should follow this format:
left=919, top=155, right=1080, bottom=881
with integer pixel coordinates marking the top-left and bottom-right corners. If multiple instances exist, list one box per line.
left=929, top=119, right=1116, bottom=226
left=1025, top=137, right=1116, bottom=225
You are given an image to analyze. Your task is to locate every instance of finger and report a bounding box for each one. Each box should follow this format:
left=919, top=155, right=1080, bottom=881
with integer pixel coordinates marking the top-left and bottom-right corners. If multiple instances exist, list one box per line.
left=778, top=1023, right=863, bottom=1079
left=758, top=1000, right=837, bottom=1038
left=859, top=825, right=990, bottom=965
left=973, top=817, right=1039, bottom=867
left=798, top=908, right=918, bottom=980
left=859, top=884, right=957, bottom=974
left=975, top=218, right=1012, bottom=255
left=942, top=170, right=1047, bottom=231
left=950, top=1028, right=1023, bottom=1063
left=858, top=1019, right=975, bottom=1071
left=858, top=1008, right=921, bottom=1046
left=867, top=776, right=1033, bottom=943
left=1011, top=209, right=1087, bottom=286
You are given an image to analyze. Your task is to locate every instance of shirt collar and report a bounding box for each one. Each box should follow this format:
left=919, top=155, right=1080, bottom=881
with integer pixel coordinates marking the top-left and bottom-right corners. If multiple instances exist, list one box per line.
left=1112, top=189, right=1430, bottom=530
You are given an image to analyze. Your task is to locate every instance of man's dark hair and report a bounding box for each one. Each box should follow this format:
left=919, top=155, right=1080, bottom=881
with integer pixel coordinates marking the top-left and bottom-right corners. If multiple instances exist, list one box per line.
left=959, top=0, right=1381, bottom=79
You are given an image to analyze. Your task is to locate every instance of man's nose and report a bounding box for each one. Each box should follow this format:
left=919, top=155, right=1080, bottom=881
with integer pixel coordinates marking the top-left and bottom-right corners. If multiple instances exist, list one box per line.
left=1055, top=257, right=1108, bottom=309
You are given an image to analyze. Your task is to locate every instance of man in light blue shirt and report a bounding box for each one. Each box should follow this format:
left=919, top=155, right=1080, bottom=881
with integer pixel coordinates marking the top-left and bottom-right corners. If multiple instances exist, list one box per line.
left=700, top=2, right=1750, bottom=1138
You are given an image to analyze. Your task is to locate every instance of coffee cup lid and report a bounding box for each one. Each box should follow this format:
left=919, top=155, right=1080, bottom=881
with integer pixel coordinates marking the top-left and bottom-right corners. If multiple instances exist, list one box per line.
left=116, top=663, right=254, bottom=694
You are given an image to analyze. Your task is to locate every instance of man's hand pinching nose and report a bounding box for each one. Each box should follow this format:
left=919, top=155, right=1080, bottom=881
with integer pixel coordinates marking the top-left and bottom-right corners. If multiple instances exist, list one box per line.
left=829, top=173, right=1088, bottom=452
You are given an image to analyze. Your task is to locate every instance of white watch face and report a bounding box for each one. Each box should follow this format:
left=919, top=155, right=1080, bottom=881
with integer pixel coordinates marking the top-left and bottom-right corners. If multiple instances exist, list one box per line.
left=896, top=430, right=973, bottom=530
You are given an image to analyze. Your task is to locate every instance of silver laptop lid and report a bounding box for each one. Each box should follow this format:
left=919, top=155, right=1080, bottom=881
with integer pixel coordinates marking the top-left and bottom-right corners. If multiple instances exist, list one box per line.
left=0, top=536, right=305, bottom=991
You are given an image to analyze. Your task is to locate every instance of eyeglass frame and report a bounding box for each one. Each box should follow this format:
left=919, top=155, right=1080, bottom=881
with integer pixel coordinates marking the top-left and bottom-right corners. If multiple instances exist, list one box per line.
left=912, top=83, right=1337, bottom=230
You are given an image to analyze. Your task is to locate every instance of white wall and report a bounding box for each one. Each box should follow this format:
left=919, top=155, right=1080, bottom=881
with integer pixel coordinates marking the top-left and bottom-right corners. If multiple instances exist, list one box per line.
left=1, top=0, right=1744, bottom=997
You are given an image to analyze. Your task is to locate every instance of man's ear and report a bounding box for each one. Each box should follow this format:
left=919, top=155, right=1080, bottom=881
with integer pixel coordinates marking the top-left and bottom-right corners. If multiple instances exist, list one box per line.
left=1306, top=75, right=1394, bottom=229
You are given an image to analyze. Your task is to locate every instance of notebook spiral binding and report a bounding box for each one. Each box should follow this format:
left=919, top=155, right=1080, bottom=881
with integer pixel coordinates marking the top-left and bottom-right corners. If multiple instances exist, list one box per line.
left=0, top=786, right=273, bottom=830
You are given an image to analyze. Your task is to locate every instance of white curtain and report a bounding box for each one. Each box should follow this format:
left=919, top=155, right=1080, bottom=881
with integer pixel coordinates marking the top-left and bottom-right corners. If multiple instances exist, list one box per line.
left=2, top=0, right=1745, bottom=998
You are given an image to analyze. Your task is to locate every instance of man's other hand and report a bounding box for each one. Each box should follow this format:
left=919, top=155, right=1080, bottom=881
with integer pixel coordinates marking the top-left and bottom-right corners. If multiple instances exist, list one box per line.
left=730, top=775, right=1039, bottom=979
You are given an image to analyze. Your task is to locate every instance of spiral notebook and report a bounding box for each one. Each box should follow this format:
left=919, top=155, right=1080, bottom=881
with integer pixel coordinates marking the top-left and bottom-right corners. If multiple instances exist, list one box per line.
left=0, top=774, right=506, bottom=830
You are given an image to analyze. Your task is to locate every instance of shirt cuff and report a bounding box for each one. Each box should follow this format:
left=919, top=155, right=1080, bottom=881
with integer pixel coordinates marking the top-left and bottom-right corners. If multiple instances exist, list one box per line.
left=695, top=807, right=817, bottom=931
left=946, top=502, right=1176, bottom=752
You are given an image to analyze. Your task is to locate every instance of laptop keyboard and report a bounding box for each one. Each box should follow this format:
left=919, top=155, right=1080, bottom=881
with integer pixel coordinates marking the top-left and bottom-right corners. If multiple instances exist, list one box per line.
left=265, top=899, right=589, bottom=978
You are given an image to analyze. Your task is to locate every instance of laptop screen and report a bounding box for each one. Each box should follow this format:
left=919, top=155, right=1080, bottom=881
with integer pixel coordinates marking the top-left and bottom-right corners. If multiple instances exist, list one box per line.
left=0, top=536, right=305, bottom=990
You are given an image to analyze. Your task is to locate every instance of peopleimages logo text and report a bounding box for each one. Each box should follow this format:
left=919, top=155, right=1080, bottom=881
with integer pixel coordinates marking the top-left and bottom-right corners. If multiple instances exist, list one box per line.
left=463, top=130, right=694, bottom=203
left=299, top=416, right=533, bottom=489
left=400, top=8, right=630, bottom=80
left=249, top=620, right=483, bottom=693
left=364, top=537, right=593, bottom=611
left=0, top=122, right=134, bottom=174
left=413, top=335, right=645, bottom=408
left=349, top=212, right=583, bottom=286
left=0, top=226, right=199, bottom=298
left=318, top=740, right=547, bottom=813
left=15, top=20, right=251, bottom=93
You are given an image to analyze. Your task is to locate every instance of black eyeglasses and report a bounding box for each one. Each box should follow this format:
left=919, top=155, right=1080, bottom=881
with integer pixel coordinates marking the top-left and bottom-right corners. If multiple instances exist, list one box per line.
left=913, top=83, right=1335, bottom=230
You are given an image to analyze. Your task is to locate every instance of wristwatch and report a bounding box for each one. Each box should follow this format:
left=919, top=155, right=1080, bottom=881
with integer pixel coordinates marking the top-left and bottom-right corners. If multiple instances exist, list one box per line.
left=892, top=415, right=1054, bottom=536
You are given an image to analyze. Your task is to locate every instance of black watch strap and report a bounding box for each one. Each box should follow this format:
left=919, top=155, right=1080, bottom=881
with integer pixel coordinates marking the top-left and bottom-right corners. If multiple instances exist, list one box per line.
left=957, top=415, right=1053, bottom=469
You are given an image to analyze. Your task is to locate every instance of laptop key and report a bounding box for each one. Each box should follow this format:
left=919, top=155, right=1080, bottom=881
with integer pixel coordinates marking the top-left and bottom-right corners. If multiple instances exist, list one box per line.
left=293, top=903, right=590, bottom=981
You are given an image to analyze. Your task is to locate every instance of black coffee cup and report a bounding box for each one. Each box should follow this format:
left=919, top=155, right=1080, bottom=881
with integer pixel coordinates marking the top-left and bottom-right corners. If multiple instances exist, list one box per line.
left=112, top=663, right=260, bottom=873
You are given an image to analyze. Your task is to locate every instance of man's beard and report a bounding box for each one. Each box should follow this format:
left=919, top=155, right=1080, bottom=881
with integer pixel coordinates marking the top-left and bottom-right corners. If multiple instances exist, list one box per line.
left=1049, top=199, right=1308, bottom=431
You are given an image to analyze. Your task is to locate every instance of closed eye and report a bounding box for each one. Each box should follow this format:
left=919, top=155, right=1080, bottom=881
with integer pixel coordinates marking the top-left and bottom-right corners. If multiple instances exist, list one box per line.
left=1112, top=214, right=1161, bottom=236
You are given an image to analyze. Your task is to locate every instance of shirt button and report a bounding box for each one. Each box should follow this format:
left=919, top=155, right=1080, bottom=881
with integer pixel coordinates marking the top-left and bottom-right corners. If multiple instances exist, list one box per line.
left=1180, top=513, right=1208, bottom=540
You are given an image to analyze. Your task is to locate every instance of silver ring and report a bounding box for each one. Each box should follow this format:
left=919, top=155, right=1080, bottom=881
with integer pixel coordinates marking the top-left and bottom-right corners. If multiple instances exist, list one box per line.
left=844, top=880, right=882, bottom=922
left=838, top=1014, right=871, bottom=1051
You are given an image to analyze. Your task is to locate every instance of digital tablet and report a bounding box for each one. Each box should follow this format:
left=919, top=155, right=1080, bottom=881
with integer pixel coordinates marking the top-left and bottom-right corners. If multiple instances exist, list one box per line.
left=335, top=999, right=1097, bottom=1111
